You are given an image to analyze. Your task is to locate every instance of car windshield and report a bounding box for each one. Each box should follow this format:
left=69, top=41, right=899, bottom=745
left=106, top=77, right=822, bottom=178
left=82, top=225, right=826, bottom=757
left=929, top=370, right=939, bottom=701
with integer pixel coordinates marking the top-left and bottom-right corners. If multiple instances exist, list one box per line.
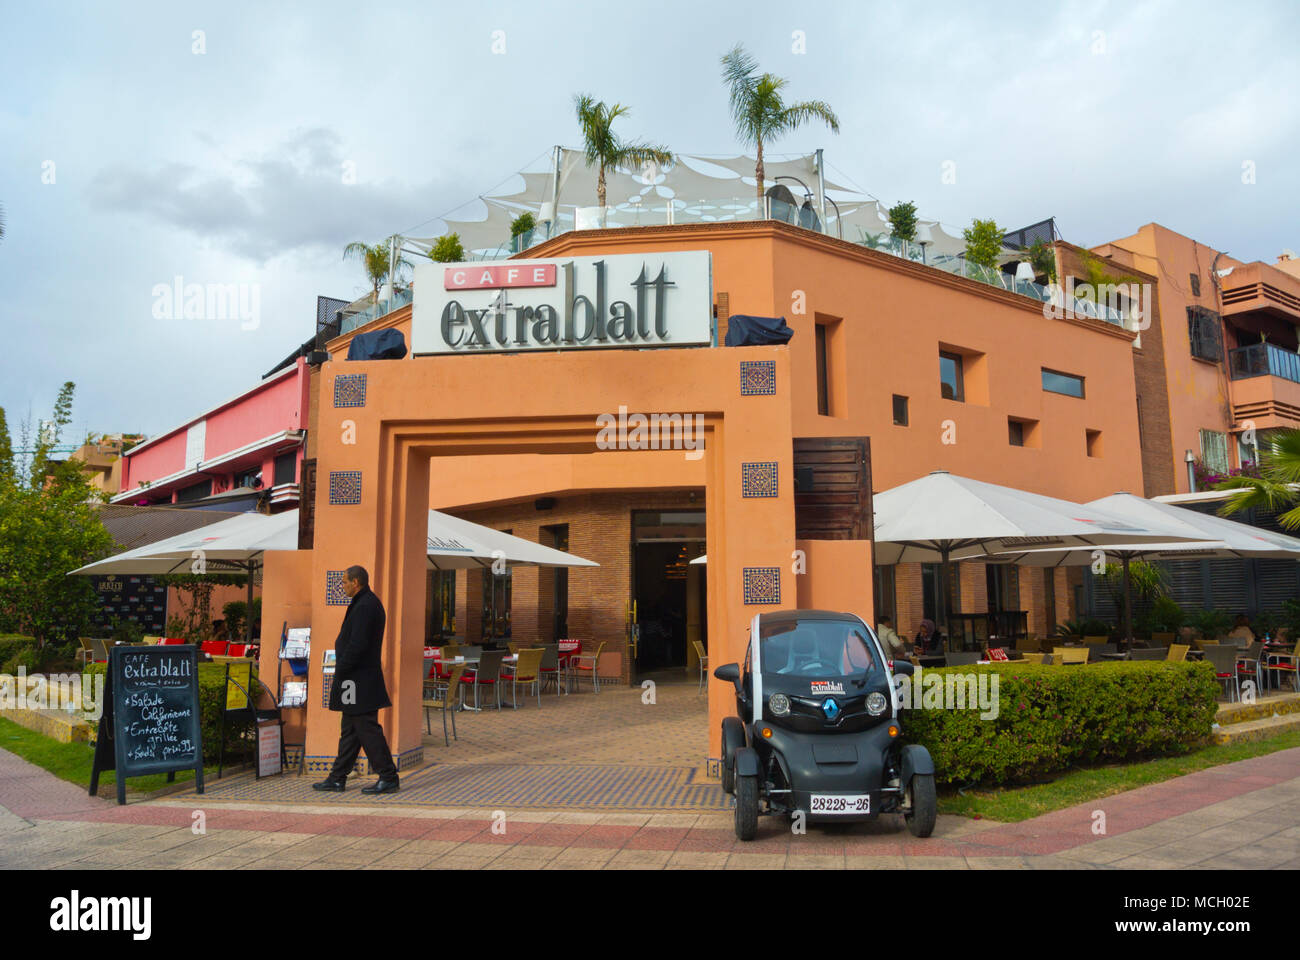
left=758, top=619, right=878, bottom=679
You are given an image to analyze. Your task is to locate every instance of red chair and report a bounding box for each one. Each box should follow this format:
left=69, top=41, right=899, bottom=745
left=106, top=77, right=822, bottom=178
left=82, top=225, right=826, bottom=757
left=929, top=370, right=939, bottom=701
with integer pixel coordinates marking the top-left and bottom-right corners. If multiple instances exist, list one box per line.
left=461, top=650, right=504, bottom=710
left=161, top=637, right=187, bottom=645
left=201, top=640, right=229, bottom=656
left=227, top=643, right=251, bottom=657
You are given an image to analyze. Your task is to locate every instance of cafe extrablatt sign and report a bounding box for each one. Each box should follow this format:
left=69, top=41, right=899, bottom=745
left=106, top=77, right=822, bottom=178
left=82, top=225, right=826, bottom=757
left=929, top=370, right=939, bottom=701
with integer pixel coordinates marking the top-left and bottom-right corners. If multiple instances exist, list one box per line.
left=411, top=251, right=712, bottom=355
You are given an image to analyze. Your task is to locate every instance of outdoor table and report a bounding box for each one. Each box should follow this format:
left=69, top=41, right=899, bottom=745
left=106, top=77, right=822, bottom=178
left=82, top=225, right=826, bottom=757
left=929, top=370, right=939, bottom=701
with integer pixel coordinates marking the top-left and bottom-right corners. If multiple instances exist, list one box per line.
left=915, top=656, right=946, bottom=668
left=1100, top=652, right=1129, bottom=661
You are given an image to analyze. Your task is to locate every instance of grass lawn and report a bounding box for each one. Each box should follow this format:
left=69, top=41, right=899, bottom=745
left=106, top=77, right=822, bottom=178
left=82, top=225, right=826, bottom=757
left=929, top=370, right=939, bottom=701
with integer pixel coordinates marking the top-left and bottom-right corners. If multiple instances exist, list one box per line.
left=0, top=715, right=236, bottom=796
left=938, top=729, right=1300, bottom=822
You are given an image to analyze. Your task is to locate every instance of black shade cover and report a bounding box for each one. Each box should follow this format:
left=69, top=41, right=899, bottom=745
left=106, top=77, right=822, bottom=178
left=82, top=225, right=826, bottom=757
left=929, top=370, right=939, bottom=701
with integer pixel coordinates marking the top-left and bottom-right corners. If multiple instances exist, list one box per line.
left=724, top=314, right=794, bottom=347
left=347, top=328, right=408, bottom=361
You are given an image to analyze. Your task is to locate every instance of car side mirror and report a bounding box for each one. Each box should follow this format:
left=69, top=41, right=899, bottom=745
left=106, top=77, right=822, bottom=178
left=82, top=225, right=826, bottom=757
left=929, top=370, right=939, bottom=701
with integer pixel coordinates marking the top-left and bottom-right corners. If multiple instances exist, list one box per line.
left=891, top=660, right=914, bottom=676
left=713, top=662, right=741, bottom=691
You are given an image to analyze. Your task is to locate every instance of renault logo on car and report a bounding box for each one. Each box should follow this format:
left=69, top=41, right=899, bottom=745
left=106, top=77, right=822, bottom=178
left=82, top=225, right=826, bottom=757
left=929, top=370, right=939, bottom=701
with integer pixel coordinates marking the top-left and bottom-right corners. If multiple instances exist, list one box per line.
left=822, top=698, right=840, bottom=720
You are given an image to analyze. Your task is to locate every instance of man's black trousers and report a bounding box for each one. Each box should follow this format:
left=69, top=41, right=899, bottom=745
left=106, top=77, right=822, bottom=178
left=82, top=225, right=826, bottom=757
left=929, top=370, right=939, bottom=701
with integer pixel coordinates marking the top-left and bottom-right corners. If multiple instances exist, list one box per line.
left=327, top=710, right=398, bottom=781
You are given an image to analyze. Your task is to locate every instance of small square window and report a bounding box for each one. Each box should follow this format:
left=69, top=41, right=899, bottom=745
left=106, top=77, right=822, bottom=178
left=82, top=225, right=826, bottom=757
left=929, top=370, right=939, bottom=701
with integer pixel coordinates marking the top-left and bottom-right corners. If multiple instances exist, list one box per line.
left=1008, top=419, right=1025, bottom=446
left=892, top=395, right=909, bottom=426
left=1189, top=273, right=1201, bottom=297
left=1086, top=429, right=1103, bottom=458
left=939, top=351, right=965, bottom=402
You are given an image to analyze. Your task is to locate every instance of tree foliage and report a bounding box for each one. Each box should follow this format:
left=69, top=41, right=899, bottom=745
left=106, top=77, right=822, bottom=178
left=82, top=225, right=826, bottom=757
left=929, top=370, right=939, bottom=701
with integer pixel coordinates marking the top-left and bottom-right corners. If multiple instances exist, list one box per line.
left=0, top=383, right=115, bottom=657
left=428, top=233, right=465, bottom=263
left=886, top=201, right=918, bottom=242
left=962, top=218, right=1005, bottom=270
left=573, top=94, right=674, bottom=213
left=1216, top=428, right=1300, bottom=530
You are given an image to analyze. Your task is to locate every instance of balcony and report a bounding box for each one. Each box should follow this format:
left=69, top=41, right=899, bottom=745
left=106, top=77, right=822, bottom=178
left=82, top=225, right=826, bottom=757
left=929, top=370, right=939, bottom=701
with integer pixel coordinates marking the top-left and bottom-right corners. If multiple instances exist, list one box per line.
left=1220, top=263, right=1300, bottom=324
left=1227, top=342, right=1300, bottom=429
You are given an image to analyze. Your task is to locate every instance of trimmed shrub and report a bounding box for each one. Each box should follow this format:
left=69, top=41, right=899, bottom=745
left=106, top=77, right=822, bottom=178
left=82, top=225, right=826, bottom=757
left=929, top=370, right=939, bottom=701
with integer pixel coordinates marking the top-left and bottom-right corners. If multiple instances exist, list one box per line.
left=0, top=634, right=37, bottom=673
left=901, top=661, right=1219, bottom=786
left=84, top=661, right=261, bottom=764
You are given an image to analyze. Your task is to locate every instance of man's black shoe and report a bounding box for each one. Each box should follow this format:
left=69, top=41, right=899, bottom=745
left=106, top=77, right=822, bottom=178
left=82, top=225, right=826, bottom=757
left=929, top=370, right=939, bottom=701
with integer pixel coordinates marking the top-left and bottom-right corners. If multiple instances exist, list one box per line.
left=311, top=779, right=346, bottom=792
left=361, top=779, right=400, bottom=795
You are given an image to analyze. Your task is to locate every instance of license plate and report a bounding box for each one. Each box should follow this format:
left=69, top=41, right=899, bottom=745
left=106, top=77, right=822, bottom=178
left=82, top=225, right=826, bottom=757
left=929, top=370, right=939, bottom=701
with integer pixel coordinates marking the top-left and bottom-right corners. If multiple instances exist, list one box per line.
left=809, top=793, right=870, bottom=815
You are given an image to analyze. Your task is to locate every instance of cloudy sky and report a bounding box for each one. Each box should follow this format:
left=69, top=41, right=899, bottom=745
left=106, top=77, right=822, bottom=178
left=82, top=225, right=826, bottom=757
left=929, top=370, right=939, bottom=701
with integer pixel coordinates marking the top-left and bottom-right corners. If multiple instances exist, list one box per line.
left=2, top=0, right=1296, bottom=444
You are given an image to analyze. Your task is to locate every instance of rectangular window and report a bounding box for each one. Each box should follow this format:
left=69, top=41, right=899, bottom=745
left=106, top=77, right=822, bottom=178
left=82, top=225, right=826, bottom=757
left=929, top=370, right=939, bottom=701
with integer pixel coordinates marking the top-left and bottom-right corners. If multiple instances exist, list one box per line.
left=1189, top=273, right=1201, bottom=297
left=1008, top=419, right=1024, bottom=446
left=1187, top=306, right=1223, bottom=363
left=175, top=479, right=212, bottom=503
left=1086, top=429, right=1103, bottom=458
left=1200, top=429, right=1230, bottom=475
left=939, top=351, right=965, bottom=402
left=815, top=324, right=829, bottom=416
left=273, top=451, right=297, bottom=486
left=892, top=394, right=909, bottom=426
left=1042, top=368, right=1084, bottom=397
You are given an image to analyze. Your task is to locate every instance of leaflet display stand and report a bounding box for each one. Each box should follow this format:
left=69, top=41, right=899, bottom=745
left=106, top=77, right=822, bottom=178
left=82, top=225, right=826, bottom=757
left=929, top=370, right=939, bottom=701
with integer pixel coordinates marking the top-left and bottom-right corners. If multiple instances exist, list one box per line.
left=277, top=624, right=310, bottom=773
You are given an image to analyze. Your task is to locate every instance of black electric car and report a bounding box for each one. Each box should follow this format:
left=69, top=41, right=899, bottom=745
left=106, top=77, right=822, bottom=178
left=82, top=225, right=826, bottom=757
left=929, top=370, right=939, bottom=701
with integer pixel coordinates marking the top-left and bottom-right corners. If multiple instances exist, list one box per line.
left=714, top=609, right=936, bottom=841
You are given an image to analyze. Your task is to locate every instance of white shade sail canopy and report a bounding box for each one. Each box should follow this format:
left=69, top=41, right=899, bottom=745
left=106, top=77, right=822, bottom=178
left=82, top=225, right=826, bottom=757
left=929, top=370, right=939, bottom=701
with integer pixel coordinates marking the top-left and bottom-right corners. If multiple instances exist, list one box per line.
left=71, top=509, right=598, bottom=577
left=872, top=472, right=1206, bottom=565
left=986, top=492, right=1300, bottom=565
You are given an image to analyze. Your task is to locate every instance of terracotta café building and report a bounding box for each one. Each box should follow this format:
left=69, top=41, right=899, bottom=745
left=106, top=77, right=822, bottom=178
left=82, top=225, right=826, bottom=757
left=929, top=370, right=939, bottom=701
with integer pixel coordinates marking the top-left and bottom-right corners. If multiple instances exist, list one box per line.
left=258, top=221, right=1144, bottom=773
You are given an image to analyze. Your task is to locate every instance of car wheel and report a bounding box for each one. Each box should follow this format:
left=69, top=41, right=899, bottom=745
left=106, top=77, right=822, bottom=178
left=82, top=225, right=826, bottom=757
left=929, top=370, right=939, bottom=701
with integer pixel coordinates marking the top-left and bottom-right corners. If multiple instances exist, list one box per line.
left=720, top=718, right=745, bottom=795
left=734, top=773, right=759, bottom=841
left=904, top=773, right=937, bottom=838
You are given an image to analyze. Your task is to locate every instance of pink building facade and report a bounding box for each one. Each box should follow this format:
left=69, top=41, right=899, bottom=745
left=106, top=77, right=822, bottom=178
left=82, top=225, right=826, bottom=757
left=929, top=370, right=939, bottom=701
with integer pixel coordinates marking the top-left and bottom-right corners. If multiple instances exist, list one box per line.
left=113, top=358, right=310, bottom=512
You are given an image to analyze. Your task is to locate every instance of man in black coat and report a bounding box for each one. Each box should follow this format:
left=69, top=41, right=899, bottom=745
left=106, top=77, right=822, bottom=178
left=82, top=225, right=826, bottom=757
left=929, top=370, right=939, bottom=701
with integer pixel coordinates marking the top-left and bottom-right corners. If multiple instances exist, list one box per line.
left=312, top=565, right=400, bottom=794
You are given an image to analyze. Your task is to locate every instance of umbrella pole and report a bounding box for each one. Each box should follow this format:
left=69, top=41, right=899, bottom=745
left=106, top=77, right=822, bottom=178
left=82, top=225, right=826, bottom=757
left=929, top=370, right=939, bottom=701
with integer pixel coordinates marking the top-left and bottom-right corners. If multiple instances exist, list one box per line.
left=246, top=561, right=255, bottom=646
left=1121, top=555, right=1132, bottom=652
left=940, top=546, right=951, bottom=650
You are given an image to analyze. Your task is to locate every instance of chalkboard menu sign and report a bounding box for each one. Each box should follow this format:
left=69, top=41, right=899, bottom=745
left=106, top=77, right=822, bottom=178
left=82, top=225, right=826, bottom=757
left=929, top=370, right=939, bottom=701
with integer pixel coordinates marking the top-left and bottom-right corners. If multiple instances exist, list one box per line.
left=89, top=644, right=205, bottom=805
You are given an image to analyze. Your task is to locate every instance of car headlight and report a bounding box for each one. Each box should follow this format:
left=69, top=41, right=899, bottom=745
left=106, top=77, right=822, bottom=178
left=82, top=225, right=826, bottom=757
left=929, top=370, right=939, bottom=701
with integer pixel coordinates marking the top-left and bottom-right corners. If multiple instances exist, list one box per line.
left=769, top=693, right=790, bottom=716
left=866, top=692, right=888, bottom=716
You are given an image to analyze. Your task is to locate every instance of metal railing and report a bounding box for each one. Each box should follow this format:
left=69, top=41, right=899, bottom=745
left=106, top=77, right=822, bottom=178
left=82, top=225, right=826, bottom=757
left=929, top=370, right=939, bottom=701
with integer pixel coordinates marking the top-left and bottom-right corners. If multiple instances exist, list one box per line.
left=1228, top=341, right=1300, bottom=384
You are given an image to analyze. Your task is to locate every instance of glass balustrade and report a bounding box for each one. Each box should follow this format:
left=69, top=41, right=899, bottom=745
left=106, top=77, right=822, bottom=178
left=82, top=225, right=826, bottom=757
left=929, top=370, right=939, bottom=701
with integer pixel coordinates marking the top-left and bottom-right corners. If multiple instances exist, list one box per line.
left=1229, top=342, right=1300, bottom=384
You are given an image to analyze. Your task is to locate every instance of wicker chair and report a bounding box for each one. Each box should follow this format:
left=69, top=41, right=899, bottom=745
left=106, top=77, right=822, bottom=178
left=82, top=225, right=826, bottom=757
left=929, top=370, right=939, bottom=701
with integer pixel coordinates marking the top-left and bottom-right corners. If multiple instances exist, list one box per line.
left=423, top=663, right=466, bottom=745
left=502, top=648, right=544, bottom=708
left=692, top=639, right=709, bottom=693
left=570, top=640, right=607, bottom=693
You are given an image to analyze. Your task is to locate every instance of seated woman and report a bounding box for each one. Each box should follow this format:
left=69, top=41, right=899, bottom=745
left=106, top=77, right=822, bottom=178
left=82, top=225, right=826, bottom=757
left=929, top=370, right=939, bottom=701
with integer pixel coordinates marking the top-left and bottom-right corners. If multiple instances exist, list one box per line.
left=913, top=619, right=943, bottom=656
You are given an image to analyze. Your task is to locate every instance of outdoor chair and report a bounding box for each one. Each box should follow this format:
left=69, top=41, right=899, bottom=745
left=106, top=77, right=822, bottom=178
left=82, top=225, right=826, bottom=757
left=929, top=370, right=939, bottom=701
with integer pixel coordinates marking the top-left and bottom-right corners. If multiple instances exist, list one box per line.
left=1088, top=643, right=1118, bottom=662
left=502, top=648, right=544, bottom=708
left=946, top=651, right=982, bottom=666
left=1264, top=639, right=1300, bottom=692
left=1202, top=645, right=1240, bottom=702
left=537, top=643, right=566, bottom=695
left=461, top=650, right=505, bottom=710
left=461, top=645, right=484, bottom=659
left=424, top=663, right=466, bottom=745
left=201, top=640, right=229, bottom=657
left=1021, top=653, right=1046, bottom=665
left=1129, top=648, right=1166, bottom=661
left=1052, top=647, right=1089, bottom=666
left=692, top=639, right=709, bottom=693
left=570, top=640, right=607, bottom=693
left=1166, top=643, right=1190, bottom=662
left=1236, top=641, right=1264, bottom=693
left=507, top=641, right=528, bottom=655
left=432, top=645, right=461, bottom=681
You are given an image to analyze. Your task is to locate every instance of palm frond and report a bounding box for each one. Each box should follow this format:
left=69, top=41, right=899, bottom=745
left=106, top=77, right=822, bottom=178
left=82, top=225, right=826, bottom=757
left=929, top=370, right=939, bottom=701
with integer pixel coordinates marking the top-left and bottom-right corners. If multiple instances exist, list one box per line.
left=778, top=99, right=841, bottom=135
left=1214, top=476, right=1295, bottom=516
left=720, top=44, right=760, bottom=136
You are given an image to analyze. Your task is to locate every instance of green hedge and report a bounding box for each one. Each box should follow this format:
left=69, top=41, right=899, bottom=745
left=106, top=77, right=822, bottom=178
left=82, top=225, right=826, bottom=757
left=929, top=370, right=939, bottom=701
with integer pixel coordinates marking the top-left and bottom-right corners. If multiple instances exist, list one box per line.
left=0, top=635, right=37, bottom=673
left=84, top=661, right=260, bottom=764
left=902, top=661, right=1220, bottom=786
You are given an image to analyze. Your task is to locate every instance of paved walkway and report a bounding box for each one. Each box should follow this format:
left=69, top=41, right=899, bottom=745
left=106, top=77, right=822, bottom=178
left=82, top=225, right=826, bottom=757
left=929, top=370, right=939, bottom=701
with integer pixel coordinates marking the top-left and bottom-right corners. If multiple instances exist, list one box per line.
left=2, top=743, right=1298, bottom=869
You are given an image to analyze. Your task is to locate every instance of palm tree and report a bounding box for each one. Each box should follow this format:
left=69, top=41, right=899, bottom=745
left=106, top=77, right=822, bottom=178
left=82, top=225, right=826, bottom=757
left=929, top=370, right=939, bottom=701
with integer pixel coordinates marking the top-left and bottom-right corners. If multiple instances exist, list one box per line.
left=343, top=239, right=412, bottom=304
left=1215, top=428, right=1300, bottom=529
left=573, top=95, right=674, bottom=222
left=720, top=43, right=840, bottom=204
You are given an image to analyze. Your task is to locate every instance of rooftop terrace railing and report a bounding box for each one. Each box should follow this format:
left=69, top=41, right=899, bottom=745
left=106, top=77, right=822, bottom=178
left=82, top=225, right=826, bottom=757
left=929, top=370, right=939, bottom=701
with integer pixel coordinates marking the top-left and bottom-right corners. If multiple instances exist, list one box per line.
left=1228, top=341, right=1300, bottom=384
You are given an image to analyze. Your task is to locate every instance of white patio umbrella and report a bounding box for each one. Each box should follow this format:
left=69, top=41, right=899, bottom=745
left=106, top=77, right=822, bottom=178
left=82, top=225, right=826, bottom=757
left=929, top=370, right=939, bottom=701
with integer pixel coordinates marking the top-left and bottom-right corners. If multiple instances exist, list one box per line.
left=872, top=472, right=1206, bottom=633
left=987, top=492, right=1300, bottom=645
left=424, top=510, right=598, bottom=569
left=69, top=510, right=300, bottom=643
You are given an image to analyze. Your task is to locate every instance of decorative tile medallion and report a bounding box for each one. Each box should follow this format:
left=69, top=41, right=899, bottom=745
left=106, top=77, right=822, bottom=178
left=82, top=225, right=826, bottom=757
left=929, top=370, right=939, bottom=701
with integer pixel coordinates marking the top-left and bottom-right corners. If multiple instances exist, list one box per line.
left=739, top=360, right=776, bottom=396
left=321, top=673, right=333, bottom=709
left=741, top=461, right=779, bottom=498
left=325, top=570, right=350, bottom=606
left=743, top=566, right=781, bottom=605
left=333, top=373, right=367, bottom=408
left=328, top=470, right=362, bottom=505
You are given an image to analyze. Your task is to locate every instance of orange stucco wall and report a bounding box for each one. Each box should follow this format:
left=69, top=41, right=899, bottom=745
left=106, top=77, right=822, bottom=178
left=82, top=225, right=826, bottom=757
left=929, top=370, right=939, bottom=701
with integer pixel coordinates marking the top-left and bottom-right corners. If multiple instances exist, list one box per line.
left=258, top=549, right=313, bottom=753
left=304, top=222, right=1147, bottom=768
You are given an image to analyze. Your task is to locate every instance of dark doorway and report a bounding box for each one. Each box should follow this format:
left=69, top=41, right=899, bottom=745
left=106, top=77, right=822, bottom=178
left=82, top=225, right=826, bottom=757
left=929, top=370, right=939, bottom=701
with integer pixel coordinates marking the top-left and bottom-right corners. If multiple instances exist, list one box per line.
left=539, top=524, right=569, bottom=641
left=631, top=509, right=706, bottom=683
left=634, top=541, right=691, bottom=674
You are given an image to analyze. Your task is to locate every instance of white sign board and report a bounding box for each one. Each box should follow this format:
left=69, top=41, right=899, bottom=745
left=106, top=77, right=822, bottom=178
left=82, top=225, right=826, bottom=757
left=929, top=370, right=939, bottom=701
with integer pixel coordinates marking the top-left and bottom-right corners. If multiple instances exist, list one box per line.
left=184, top=421, right=206, bottom=469
left=257, top=720, right=282, bottom=778
left=411, top=251, right=712, bottom=355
